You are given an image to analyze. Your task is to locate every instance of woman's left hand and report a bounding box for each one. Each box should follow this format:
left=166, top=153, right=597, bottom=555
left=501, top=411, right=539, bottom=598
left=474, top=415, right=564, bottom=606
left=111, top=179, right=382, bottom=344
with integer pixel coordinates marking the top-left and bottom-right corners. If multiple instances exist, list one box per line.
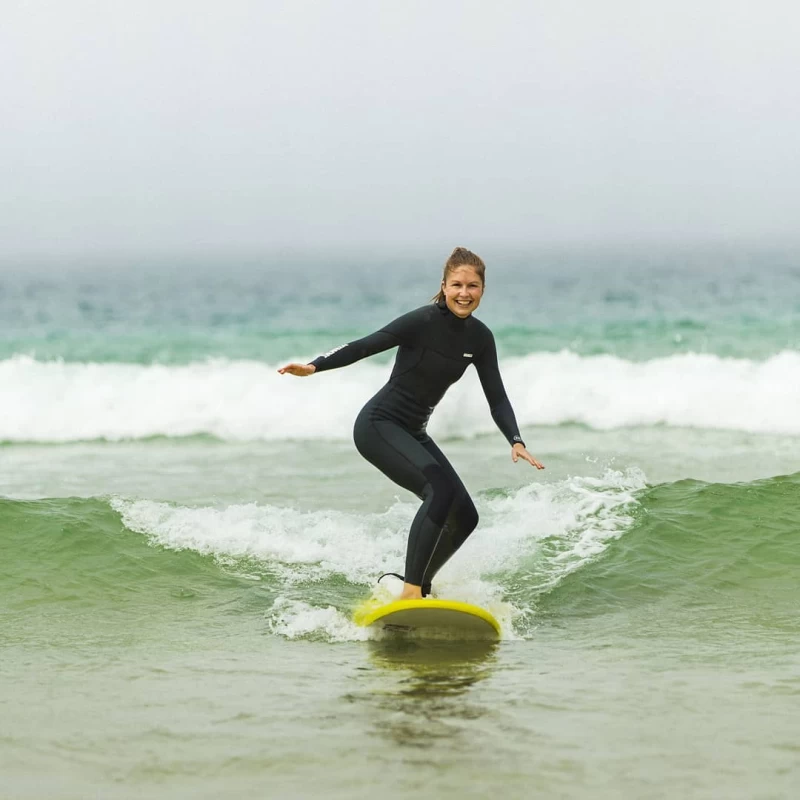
left=512, top=443, right=545, bottom=469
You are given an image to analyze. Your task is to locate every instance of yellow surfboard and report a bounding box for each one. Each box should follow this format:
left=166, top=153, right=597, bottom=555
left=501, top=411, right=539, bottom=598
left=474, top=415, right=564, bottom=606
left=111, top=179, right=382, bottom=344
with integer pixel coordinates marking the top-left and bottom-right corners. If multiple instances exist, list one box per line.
left=354, top=598, right=501, bottom=640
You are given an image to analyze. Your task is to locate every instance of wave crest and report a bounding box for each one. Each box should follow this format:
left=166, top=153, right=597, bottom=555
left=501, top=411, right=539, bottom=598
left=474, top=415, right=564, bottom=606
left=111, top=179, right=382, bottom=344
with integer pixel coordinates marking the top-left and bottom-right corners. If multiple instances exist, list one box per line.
left=2, top=350, right=800, bottom=442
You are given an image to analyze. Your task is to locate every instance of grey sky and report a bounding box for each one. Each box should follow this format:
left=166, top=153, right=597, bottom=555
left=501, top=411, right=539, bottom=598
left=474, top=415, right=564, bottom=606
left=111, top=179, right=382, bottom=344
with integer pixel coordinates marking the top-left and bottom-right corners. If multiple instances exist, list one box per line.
left=3, top=0, right=800, bottom=258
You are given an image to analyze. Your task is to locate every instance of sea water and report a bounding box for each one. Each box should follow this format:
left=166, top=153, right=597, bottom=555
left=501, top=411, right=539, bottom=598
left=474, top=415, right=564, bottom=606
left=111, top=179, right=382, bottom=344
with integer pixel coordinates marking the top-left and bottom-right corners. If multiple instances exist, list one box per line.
left=2, top=247, right=799, bottom=798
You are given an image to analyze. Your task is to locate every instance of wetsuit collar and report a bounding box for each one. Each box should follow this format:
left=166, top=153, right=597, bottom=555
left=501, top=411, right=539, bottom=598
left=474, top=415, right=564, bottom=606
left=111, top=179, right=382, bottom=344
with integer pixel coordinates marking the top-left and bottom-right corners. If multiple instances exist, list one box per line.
left=436, top=299, right=470, bottom=329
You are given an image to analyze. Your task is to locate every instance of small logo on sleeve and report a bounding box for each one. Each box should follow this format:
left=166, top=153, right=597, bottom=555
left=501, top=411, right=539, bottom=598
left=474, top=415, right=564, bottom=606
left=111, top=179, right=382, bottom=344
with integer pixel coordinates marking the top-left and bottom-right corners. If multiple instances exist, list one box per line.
left=321, top=344, right=347, bottom=359
left=513, top=435, right=523, bottom=443
left=463, top=353, right=473, bottom=358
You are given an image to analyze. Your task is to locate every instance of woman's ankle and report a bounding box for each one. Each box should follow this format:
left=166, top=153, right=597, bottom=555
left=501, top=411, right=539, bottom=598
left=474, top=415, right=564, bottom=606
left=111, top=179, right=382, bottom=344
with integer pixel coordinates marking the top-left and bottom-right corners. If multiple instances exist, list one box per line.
left=399, top=583, right=423, bottom=600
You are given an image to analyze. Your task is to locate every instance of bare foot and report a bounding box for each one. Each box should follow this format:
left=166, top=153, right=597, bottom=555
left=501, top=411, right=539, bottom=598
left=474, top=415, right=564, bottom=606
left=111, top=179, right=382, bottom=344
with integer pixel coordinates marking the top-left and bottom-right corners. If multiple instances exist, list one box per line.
left=399, top=583, right=423, bottom=600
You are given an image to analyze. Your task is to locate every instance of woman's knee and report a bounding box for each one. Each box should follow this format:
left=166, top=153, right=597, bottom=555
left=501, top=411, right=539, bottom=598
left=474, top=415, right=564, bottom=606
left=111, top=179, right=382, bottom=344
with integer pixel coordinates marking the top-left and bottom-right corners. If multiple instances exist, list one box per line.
left=422, top=464, right=457, bottom=526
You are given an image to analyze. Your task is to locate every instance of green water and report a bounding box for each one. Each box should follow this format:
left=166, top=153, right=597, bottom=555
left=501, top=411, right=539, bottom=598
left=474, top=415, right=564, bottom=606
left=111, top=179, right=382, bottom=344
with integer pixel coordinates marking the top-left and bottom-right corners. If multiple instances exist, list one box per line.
left=3, top=465, right=800, bottom=797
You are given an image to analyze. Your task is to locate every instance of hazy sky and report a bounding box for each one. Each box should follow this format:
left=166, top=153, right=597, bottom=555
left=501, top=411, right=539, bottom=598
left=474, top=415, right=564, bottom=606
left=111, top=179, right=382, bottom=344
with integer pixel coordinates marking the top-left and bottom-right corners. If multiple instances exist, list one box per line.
left=3, top=0, right=800, bottom=259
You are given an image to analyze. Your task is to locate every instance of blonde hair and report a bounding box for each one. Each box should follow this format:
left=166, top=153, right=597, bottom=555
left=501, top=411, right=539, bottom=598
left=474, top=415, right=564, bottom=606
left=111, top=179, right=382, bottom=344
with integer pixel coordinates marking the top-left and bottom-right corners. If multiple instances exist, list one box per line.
left=432, top=247, right=486, bottom=303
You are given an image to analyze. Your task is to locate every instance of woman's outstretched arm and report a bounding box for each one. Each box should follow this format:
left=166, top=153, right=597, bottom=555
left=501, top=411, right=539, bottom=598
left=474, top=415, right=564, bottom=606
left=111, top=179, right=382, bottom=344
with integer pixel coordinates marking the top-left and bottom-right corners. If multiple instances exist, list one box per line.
left=307, top=330, right=401, bottom=373
left=278, top=307, right=425, bottom=376
left=277, top=329, right=400, bottom=377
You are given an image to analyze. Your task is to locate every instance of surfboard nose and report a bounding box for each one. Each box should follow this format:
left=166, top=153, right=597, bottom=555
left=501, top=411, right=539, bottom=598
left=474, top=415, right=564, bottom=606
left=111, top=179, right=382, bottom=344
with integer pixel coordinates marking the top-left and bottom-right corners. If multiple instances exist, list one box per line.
left=354, top=598, right=501, bottom=640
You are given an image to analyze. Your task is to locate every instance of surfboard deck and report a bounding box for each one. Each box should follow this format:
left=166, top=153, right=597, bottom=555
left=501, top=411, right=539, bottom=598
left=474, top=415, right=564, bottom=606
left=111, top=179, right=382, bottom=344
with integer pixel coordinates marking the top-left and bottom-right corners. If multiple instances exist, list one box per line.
left=354, top=598, right=501, bottom=640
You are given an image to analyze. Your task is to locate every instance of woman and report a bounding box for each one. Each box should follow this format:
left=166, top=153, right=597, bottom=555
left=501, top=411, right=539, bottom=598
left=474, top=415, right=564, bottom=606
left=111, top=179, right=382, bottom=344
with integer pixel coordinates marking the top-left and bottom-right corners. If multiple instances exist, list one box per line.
left=278, top=247, right=544, bottom=601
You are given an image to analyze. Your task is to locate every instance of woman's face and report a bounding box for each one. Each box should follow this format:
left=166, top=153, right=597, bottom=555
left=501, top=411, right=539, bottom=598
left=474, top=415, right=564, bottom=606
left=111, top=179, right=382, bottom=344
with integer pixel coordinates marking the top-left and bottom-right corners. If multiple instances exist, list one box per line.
left=442, top=265, right=484, bottom=318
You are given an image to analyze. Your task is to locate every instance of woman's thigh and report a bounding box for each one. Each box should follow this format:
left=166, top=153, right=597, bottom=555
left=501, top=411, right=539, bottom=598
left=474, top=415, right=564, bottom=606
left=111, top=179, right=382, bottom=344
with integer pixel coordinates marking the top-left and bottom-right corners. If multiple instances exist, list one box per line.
left=353, top=414, right=440, bottom=498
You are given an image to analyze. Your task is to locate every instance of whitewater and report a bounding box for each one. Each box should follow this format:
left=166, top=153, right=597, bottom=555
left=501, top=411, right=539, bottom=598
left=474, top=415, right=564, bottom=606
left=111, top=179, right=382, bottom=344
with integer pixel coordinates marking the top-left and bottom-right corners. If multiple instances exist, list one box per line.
left=107, top=466, right=646, bottom=641
left=3, top=348, right=800, bottom=441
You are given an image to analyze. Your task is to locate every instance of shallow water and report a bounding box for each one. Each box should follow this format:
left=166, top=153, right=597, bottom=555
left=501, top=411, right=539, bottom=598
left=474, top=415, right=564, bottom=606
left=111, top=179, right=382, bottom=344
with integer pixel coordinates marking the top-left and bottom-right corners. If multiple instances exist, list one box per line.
left=5, top=623, right=799, bottom=798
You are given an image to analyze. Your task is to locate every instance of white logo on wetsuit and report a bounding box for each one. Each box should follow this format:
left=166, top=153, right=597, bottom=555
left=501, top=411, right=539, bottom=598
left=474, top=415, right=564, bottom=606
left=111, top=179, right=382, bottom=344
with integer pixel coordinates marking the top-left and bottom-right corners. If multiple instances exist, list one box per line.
left=322, top=344, right=347, bottom=359
left=463, top=353, right=473, bottom=358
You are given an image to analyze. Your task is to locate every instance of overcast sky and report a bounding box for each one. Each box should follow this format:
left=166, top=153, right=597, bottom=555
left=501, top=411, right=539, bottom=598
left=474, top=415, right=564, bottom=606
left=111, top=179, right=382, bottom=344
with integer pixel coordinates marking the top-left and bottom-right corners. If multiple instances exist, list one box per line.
left=3, top=0, right=800, bottom=259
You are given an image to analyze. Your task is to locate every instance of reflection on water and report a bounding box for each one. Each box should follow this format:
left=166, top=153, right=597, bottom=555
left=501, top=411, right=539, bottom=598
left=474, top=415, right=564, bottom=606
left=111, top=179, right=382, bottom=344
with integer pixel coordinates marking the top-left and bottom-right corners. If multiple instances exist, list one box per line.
left=368, top=638, right=498, bottom=696
left=345, top=638, right=499, bottom=753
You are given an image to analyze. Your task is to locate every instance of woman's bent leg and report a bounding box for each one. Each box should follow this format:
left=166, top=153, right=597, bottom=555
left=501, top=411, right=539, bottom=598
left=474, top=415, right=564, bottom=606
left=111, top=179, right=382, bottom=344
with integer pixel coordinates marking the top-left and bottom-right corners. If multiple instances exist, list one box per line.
left=419, top=438, right=479, bottom=586
left=354, top=414, right=458, bottom=588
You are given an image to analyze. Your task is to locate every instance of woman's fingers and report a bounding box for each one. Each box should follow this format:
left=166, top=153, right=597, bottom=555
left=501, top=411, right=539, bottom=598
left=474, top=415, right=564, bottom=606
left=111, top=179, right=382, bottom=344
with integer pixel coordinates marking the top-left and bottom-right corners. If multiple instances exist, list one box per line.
left=524, top=452, right=545, bottom=469
left=512, top=446, right=545, bottom=469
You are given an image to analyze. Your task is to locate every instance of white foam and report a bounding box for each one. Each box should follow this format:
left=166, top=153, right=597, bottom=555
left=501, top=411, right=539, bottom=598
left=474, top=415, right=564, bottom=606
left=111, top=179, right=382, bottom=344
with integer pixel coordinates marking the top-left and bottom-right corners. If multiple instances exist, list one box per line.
left=268, top=598, right=370, bottom=642
left=110, top=467, right=645, bottom=641
left=3, top=351, right=800, bottom=441
left=110, top=496, right=409, bottom=585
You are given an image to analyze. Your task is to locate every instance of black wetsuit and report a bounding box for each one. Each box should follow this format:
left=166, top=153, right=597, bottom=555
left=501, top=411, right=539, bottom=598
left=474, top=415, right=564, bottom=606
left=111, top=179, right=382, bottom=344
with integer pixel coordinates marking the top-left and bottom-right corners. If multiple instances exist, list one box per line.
left=310, top=301, right=525, bottom=588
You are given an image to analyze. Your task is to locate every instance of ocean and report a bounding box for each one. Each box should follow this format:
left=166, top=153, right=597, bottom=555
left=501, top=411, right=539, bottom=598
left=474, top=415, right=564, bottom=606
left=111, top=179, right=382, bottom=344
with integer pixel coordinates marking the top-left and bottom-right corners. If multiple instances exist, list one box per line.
left=2, top=247, right=799, bottom=798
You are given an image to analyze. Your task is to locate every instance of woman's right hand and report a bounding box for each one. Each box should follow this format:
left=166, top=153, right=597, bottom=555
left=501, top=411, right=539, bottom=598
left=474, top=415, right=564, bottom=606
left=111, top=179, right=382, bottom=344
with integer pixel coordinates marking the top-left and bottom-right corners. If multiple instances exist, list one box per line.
left=277, top=363, right=316, bottom=377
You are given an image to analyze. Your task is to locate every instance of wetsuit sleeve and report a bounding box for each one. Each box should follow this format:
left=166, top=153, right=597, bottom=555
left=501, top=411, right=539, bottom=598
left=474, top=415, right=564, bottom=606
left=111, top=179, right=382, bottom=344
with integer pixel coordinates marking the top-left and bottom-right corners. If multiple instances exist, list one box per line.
left=474, top=331, right=526, bottom=448
left=308, top=308, right=423, bottom=373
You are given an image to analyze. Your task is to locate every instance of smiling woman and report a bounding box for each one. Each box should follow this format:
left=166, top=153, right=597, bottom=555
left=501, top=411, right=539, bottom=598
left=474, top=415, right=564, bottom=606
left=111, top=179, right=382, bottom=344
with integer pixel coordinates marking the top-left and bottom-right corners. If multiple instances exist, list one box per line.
left=278, top=246, right=544, bottom=601
left=432, top=246, right=486, bottom=316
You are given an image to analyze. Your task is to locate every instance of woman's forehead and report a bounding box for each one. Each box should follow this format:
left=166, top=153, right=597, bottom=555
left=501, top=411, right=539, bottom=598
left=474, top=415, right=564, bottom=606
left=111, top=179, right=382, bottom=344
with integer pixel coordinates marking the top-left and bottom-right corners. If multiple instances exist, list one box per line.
left=445, top=266, right=482, bottom=282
